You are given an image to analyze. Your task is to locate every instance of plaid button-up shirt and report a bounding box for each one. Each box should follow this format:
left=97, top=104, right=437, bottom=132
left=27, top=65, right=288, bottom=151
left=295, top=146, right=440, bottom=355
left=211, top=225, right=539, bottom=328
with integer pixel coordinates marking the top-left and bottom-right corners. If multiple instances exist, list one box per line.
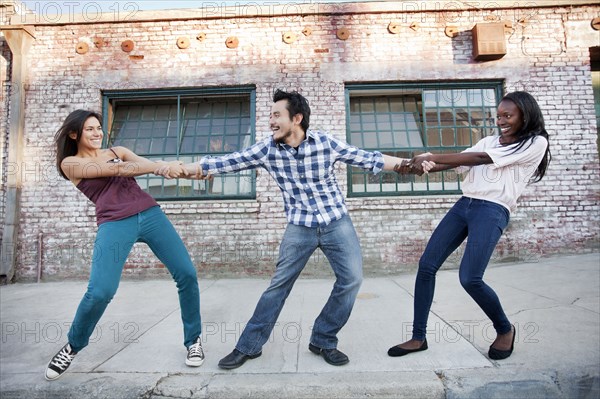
left=199, top=129, right=384, bottom=227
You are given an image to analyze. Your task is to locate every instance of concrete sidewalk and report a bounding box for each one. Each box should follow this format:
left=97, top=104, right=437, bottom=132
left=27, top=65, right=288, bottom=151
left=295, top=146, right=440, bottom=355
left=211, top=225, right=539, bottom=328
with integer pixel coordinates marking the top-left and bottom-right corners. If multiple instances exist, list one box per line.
left=1, top=253, right=599, bottom=398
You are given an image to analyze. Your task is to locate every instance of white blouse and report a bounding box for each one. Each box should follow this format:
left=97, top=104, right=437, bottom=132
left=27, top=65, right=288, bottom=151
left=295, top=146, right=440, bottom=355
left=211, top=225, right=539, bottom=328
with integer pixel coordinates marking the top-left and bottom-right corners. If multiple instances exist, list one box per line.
left=456, top=135, right=548, bottom=213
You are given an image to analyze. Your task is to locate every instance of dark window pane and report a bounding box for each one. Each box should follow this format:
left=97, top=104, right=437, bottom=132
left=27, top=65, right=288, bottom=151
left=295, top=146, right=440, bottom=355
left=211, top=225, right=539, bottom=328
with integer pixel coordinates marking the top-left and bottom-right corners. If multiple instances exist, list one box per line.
left=226, top=102, right=241, bottom=117
left=164, top=138, right=178, bottom=153
left=194, top=136, right=209, bottom=153
left=212, top=103, right=226, bottom=117
left=197, top=103, right=212, bottom=117
left=185, top=103, right=198, bottom=118
left=155, top=105, right=173, bottom=119
left=180, top=136, right=194, bottom=151
left=225, top=123, right=241, bottom=134
left=152, top=121, right=168, bottom=137
left=225, top=136, right=239, bottom=151
left=121, top=122, right=140, bottom=138
left=134, top=139, right=151, bottom=153
left=141, top=107, right=155, bottom=120
left=119, top=138, right=136, bottom=149
left=149, top=138, right=166, bottom=154
left=137, top=121, right=154, bottom=138
left=128, top=106, right=143, bottom=119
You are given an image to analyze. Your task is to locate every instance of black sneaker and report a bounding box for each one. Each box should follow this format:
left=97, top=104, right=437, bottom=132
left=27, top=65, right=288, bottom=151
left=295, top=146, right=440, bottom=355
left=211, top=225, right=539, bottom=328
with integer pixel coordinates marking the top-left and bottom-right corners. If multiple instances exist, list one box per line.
left=186, top=336, right=205, bottom=367
left=45, top=343, right=77, bottom=381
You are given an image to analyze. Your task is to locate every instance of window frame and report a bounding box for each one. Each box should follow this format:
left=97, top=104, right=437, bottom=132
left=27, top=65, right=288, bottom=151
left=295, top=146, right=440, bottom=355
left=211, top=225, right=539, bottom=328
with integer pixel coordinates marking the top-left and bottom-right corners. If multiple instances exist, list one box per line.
left=101, top=86, right=256, bottom=201
left=344, top=81, right=504, bottom=197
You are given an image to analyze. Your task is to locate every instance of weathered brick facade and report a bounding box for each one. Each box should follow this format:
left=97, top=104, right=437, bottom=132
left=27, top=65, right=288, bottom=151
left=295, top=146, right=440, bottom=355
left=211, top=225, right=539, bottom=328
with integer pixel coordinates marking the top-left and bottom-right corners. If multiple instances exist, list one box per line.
left=0, top=2, right=15, bottom=247
left=2, top=1, right=599, bottom=281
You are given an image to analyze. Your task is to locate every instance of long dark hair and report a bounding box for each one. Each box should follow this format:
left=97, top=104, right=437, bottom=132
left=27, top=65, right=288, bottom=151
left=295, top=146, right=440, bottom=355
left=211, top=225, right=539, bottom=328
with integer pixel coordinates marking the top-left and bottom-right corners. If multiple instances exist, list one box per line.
left=54, top=109, right=102, bottom=180
left=273, top=89, right=311, bottom=132
left=501, top=91, right=551, bottom=182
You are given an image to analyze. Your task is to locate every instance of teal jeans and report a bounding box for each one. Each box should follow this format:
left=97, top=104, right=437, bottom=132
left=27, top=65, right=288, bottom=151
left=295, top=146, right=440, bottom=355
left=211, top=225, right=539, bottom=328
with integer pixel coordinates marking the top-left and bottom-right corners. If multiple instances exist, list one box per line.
left=67, top=206, right=201, bottom=351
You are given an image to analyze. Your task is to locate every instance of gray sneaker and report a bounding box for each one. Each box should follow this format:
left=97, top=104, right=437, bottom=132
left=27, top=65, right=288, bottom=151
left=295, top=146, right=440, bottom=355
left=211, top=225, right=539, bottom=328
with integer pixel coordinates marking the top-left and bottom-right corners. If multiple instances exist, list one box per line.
left=186, top=336, right=205, bottom=367
left=45, top=343, right=77, bottom=381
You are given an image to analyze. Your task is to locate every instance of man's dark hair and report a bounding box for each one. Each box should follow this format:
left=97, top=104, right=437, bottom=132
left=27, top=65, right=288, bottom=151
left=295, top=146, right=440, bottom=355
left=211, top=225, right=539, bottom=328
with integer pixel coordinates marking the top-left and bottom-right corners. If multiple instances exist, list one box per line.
left=273, top=89, right=311, bottom=132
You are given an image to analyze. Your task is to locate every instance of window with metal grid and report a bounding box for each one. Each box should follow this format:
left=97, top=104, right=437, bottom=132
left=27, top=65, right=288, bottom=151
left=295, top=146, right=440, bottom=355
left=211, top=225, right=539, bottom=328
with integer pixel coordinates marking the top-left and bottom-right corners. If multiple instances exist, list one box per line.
left=345, top=83, right=502, bottom=196
left=102, top=87, right=256, bottom=200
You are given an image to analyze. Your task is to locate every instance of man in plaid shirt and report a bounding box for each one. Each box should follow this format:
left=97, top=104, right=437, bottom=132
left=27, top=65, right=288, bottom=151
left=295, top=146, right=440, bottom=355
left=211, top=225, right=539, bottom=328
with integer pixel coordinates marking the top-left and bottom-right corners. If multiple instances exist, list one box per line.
left=186, top=89, right=412, bottom=368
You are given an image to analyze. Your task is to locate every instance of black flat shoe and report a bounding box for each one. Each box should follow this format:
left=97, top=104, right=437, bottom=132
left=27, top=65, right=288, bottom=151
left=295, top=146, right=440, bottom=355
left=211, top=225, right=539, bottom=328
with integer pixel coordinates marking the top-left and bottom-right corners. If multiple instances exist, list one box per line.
left=218, top=348, right=262, bottom=370
left=309, top=343, right=349, bottom=366
left=387, top=339, right=428, bottom=357
left=488, top=324, right=516, bottom=360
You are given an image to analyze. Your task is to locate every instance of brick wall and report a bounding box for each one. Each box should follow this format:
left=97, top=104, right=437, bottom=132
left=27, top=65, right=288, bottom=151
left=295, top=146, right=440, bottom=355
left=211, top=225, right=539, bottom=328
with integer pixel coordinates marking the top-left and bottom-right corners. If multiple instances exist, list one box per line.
left=0, top=39, right=9, bottom=245
left=1, top=1, right=18, bottom=246
left=4, top=2, right=599, bottom=281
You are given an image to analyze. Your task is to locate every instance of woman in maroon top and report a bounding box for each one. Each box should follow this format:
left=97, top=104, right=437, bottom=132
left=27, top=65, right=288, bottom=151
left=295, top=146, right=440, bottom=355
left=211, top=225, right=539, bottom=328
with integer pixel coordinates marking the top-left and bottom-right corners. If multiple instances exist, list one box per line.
left=45, top=110, right=206, bottom=381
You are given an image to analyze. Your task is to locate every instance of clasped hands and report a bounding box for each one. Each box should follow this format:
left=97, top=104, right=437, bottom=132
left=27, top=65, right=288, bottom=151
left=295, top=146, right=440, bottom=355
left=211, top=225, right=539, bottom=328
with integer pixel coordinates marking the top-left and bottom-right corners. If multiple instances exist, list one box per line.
left=154, top=161, right=211, bottom=180
left=394, top=153, right=435, bottom=176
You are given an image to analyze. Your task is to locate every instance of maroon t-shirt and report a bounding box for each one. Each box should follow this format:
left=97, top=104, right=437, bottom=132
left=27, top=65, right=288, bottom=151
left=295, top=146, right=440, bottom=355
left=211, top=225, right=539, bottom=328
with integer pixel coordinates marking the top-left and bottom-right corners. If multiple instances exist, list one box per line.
left=77, top=176, right=159, bottom=225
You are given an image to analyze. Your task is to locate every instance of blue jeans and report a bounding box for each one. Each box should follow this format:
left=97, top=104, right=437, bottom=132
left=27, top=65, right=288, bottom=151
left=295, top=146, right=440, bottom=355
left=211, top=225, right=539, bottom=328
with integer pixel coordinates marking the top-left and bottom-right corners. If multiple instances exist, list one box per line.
left=235, top=215, right=363, bottom=354
left=67, top=206, right=201, bottom=352
left=412, top=197, right=511, bottom=340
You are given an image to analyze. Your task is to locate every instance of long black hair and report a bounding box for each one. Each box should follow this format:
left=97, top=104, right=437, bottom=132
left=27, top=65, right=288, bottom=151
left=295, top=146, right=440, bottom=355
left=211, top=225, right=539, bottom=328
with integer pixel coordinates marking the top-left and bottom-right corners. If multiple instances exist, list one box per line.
left=501, top=91, right=551, bottom=182
left=54, top=109, right=102, bottom=180
left=273, top=89, right=311, bottom=132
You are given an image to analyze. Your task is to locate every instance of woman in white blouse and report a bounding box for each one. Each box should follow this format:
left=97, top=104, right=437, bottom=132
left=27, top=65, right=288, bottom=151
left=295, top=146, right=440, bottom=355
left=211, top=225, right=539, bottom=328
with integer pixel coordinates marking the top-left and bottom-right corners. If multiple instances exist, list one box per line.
left=390, top=91, right=551, bottom=361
